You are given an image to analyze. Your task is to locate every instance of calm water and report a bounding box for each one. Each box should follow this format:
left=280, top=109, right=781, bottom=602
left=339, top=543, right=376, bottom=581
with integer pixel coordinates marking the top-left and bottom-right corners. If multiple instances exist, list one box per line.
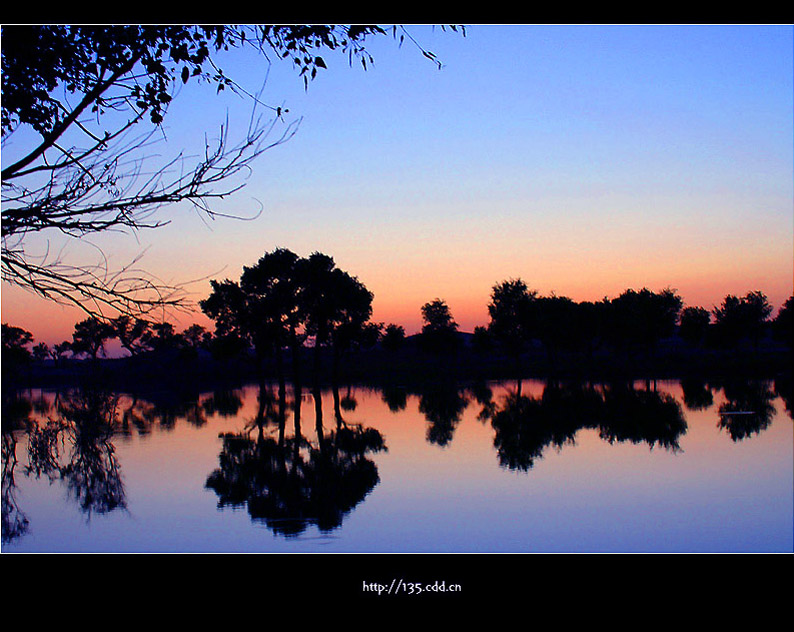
left=2, top=378, right=792, bottom=553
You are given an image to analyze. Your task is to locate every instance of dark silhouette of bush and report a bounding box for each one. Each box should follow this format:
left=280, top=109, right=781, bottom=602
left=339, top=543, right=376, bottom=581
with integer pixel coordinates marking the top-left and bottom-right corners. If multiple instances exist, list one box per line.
left=381, top=323, right=406, bottom=351
left=772, top=295, right=793, bottom=348
left=419, top=298, right=460, bottom=355
left=679, top=306, right=711, bottom=347
left=713, top=291, right=772, bottom=349
left=604, top=288, right=682, bottom=353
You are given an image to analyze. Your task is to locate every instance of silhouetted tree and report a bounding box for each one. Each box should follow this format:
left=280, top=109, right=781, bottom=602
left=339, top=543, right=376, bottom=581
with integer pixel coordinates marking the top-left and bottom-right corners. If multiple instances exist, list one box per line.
left=419, top=298, right=460, bottom=355
left=487, top=278, right=536, bottom=364
left=49, top=341, right=72, bottom=366
left=176, top=323, right=209, bottom=361
left=353, top=321, right=383, bottom=351
left=679, top=306, right=711, bottom=347
left=31, top=342, right=49, bottom=362
left=200, top=279, right=249, bottom=341
left=320, top=264, right=375, bottom=381
left=772, top=295, right=793, bottom=348
left=147, top=321, right=182, bottom=353
left=2, top=323, right=33, bottom=365
left=606, top=288, right=682, bottom=356
left=381, top=323, right=406, bottom=351
left=471, top=325, right=493, bottom=355
left=111, top=315, right=152, bottom=356
left=713, top=291, right=772, bottom=350
left=181, top=324, right=209, bottom=349
left=233, top=248, right=303, bottom=392
left=567, top=299, right=610, bottom=369
left=71, top=317, right=114, bottom=360
left=534, top=294, right=579, bottom=371
left=294, top=252, right=374, bottom=383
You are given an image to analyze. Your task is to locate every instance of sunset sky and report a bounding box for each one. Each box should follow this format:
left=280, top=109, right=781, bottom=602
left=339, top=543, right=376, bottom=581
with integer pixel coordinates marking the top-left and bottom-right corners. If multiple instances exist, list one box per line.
left=2, top=24, right=792, bottom=347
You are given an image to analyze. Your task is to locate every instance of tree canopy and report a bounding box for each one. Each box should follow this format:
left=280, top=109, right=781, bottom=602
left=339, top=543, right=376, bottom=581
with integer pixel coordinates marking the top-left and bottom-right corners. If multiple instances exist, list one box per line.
left=200, top=248, right=375, bottom=383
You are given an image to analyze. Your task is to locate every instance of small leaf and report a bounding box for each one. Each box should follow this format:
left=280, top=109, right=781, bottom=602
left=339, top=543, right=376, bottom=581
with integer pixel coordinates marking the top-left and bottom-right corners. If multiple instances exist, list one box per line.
left=315, top=56, right=327, bottom=69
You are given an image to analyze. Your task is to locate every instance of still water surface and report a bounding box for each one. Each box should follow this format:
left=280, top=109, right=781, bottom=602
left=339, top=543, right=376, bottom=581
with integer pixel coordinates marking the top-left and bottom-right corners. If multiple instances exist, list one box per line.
left=3, top=378, right=792, bottom=552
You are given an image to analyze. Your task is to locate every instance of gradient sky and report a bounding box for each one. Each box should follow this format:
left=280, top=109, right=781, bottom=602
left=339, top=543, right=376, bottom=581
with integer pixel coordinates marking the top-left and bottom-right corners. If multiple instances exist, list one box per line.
left=2, top=24, right=792, bottom=347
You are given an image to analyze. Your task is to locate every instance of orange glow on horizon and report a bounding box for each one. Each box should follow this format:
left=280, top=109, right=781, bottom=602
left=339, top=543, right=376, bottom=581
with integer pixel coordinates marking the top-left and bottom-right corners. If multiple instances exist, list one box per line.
left=4, top=271, right=791, bottom=351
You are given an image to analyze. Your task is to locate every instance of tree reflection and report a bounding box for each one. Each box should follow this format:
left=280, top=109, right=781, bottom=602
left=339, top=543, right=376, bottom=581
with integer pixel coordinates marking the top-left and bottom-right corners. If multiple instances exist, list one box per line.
left=680, top=379, right=714, bottom=411
left=381, top=384, right=408, bottom=413
left=717, top=379, right=776, bottom=441
left=1, top=387, right=128, bottom=536
left=489, top=383, right=600, bottom=472
left=53, top=389, right=127, bottom=517
left=202, top=389, right=244, bottom=418
left=205, top=383, right=386, bottom=537
left=468, top=381, right=496, bottom=422
left=418, top=382, right=469, bottom=447
left=599, top=383, right=688, bottom=452
left=3, top=375, right=787, bottom=547
left=2, top=433, right=29, bottom=543
left=773, top=375, right=792, bottom=421
left=487, top=381, right=688, bottom=472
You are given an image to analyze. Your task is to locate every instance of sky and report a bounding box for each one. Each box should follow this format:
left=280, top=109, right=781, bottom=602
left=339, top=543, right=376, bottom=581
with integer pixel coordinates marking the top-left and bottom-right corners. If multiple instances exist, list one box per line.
left=2, top=24, right=792, bottom=347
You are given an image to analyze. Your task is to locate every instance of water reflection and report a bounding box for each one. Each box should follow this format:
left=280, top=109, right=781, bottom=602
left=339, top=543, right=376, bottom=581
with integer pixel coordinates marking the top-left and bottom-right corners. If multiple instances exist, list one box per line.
left=205, top=383, right=387, bottom=537
left=2, top=387, right=128, bottom=543
left=716, top=379, right=776, bottom=441
left=481, top=381, right=687, bottom=472
left=56, top=389, right=126, bottom=516
left=680, top=379, right=714, bottom=411
left=775, top=375, right=793, bottom=420
left=2, top=431, right=29, bottom=543
left=418, top=382, right=469, bottom=447
left=1, top=376, right=790, bottom=548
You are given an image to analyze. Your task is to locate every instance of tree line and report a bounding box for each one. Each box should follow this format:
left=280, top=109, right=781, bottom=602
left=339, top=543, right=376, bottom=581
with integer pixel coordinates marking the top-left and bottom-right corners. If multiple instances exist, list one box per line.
left=2, top=248, right=792, bottom=383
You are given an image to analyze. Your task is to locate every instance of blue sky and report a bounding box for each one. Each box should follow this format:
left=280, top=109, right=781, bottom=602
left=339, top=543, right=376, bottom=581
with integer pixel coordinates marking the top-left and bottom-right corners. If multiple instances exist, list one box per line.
left=3, top=24, right=792, bottom=343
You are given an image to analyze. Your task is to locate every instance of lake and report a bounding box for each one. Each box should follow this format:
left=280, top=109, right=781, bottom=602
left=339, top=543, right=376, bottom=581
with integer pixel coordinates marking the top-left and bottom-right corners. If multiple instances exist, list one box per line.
left=2, top=378, right=792, bottom=553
